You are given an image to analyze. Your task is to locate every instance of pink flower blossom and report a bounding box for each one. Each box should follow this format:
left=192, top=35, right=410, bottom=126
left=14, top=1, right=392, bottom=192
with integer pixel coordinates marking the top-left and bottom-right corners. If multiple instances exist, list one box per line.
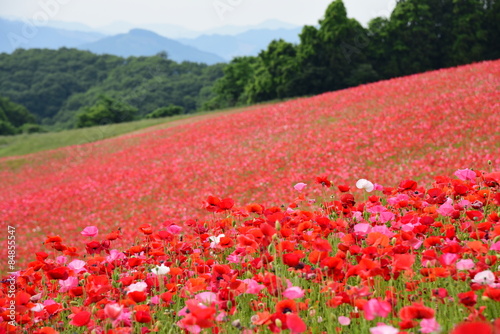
left=370, top=324, right=399, bottom=334
left=437, top=201, right=454, bottom=217
left=59, top=276, right=78, bottom=293
left=338, top=316, right=351, bottom=326
left=294, top=183, right=307, bottom=191
left=196, top=292, right=217, bottom=304
left=68, top=259, right=87, bottom=274
left=420, top=317, right=440, bottom=333
left=456, top=259, right=475, bottom=270
left=438, top=253, right=459, bottom=266
left=283, top=286, right=305, bottom=299
left=454, top=168, right=476, bottom=181
left=81, top=225, right=98, bottom=237
left=126, top=281, right=148, bottom=293
left=106, top=249, right=126, bottom=262
left=167, top=224, right=182, bottom=235
left=243, top=279, right=265, bottom=294
left=104, top=303, right=123, bottom=320
left=490, top=241, right=500, bottom=252
left=354, top=223, right=371, bottom=235
left=364, top=299, right=392, bottom=320
left=56, top=256, right=67, bottom=265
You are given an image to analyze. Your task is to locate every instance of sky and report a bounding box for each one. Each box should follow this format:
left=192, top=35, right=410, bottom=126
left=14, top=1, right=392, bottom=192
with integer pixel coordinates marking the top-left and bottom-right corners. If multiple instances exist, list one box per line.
left=0, top=0, right=396, bottom=31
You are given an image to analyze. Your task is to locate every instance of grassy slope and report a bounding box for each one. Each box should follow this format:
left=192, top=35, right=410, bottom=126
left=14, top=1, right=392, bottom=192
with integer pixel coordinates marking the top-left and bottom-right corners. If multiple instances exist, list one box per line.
left=0, top=107, right=254, bottom=159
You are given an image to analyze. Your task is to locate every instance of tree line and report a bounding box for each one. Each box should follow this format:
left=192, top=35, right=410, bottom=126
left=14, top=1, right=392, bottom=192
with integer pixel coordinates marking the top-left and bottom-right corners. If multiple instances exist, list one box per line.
left=205, top=0, right=499, bottom=109
left=0, top=49, right=224, bottom=134
left=0, top=0, right=498, bottom=135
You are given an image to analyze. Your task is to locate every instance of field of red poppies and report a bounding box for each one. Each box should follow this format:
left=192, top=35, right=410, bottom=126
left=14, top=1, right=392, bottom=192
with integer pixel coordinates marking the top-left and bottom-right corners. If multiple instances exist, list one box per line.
left=1, top=60, right=499, bottom=333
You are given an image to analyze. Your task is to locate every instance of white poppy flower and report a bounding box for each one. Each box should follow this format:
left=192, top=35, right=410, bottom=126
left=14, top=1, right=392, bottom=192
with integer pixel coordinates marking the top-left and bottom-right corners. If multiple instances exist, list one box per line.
left=356, top=179, right=375, bottom=192
left=209, top=234, right=225, bottom=248
left=471, top=270, right=495, bottom=285
left=151, top=264, right=171, bottom=276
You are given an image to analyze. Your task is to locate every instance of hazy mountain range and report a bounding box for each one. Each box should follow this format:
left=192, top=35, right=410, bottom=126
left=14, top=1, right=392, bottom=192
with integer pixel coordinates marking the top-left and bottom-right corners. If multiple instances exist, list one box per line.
left=0, top=17, right=302, bottom=63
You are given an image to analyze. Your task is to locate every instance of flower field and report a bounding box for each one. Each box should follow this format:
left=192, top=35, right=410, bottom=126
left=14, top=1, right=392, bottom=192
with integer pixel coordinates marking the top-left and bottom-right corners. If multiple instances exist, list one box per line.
left=1, top=60, right=500, bottom=333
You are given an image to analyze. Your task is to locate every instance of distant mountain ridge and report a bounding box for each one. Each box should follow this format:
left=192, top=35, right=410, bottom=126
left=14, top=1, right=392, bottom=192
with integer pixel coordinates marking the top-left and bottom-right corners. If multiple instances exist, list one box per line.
left=78, top=29, right=225, bottom=64
left=0, top=17, right=302, bottom=63
left=0, top=18, right=104, bottom=53
left=179, top=27, right=302, bottom=60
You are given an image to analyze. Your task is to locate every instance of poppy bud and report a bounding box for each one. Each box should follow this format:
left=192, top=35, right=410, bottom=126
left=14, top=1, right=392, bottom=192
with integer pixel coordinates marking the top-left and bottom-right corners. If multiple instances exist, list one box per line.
left=275, top=319, right=283, bottom=328
left=232, top=320, right=242, bottom=329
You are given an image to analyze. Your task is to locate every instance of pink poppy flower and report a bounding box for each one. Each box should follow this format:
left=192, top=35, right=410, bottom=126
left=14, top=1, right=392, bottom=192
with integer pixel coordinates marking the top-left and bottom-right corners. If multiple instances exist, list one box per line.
left=59, top=276, right=78, bottom=293
left=456, top=259, right=475, bottom=270
left=81, top=226, right=98, bottom=237
left=490, top=241, right=500, bottom=252
left=364, top=299, right=392, bottom=320
left=454, top=168, right=476, bottom=181
left=283, top=286, right=305, bottom=299
left=294, top=183, right=307, bottom=191
left=338, top=316, right=351, bottom=326
left=370, top=324, right=399, bottom=334
left=68, top=259, right=87, bottom=274
left=420, top=318, right=441, bottom=333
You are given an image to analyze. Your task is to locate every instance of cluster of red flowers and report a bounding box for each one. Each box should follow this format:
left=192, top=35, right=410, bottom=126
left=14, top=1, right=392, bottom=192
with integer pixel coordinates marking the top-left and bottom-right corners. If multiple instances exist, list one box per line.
left=0, top=60, right=498, bottom=271
left=0, top=61, right=499, bottom=333
left=1, top=169, right=500, bottom=333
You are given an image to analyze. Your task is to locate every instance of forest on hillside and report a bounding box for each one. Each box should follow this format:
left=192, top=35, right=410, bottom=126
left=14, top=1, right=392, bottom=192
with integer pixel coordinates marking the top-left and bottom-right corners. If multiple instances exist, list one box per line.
left=206, top=0, right=499, bottom=109
left=0, top=0, right=498, bottom=135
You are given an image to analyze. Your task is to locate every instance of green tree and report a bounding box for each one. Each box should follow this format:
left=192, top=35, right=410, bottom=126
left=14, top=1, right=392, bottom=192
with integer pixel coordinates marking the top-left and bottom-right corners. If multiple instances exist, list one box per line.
left=145, top=105, right=184, bottom=118
left=244, top=40, right=300, bottom=103
left=76, top=95, right=138, bottom=128
left=206, top=57, right=257, bottom=109
left=0, top=96, right=36, bottom=135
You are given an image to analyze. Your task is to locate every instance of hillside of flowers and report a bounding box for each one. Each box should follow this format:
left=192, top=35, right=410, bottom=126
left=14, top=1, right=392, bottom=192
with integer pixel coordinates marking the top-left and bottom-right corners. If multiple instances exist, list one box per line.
left=0, top=60, right=499, bottom=333
left=2, top=170, right=500, bottom=333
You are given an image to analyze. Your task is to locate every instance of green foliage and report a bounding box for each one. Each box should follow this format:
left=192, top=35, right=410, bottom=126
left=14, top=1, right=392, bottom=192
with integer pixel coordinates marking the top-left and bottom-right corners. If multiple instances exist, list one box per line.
left=77, top=96, right=138, bottom=128
left=211, top=0, right=499, bottom=107
left=146, top=105, right=185, bottom=118
left=0, top=49, right=225, bottom=129
left=0, top=96, right=36, bottom=135
left=205, top=57, right=257, bottom=109
left=0, top=120, right=17, bottom=136
left=19, top=123, right=46, bottom=134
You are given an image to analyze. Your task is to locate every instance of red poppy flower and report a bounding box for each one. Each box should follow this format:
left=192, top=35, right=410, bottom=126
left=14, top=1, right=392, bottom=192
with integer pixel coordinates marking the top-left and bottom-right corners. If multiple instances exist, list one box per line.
left=283, top=253, right=302, bottom=268
left=399, top=303, right=435, bottom=320
left=286, top=313, right=307, bottom=333
left=205, top=196, right=222, bottom=212
left=133, top=305, right=152, bottom=323
left=276, top=299, right=297, bottom=314
left=219, top=198, right=235, bottom=210
left=313, top=238, right=332, bottom=252
left=70, top=311, right=91, bottom=327
left=47, top=267, right=69, bottom=280
left=451, top=322, right=493, bottom=334
left=458, top=291, right=477, bottom=307
left=399, top=180, right=418, bottom=191
left=128, top=291, right=147, bottom=303
left=138, top=224, right=153, bottom=235
left=315, top=176, right=331, bottom=188
left=338, top=184, right=350, bottom=192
